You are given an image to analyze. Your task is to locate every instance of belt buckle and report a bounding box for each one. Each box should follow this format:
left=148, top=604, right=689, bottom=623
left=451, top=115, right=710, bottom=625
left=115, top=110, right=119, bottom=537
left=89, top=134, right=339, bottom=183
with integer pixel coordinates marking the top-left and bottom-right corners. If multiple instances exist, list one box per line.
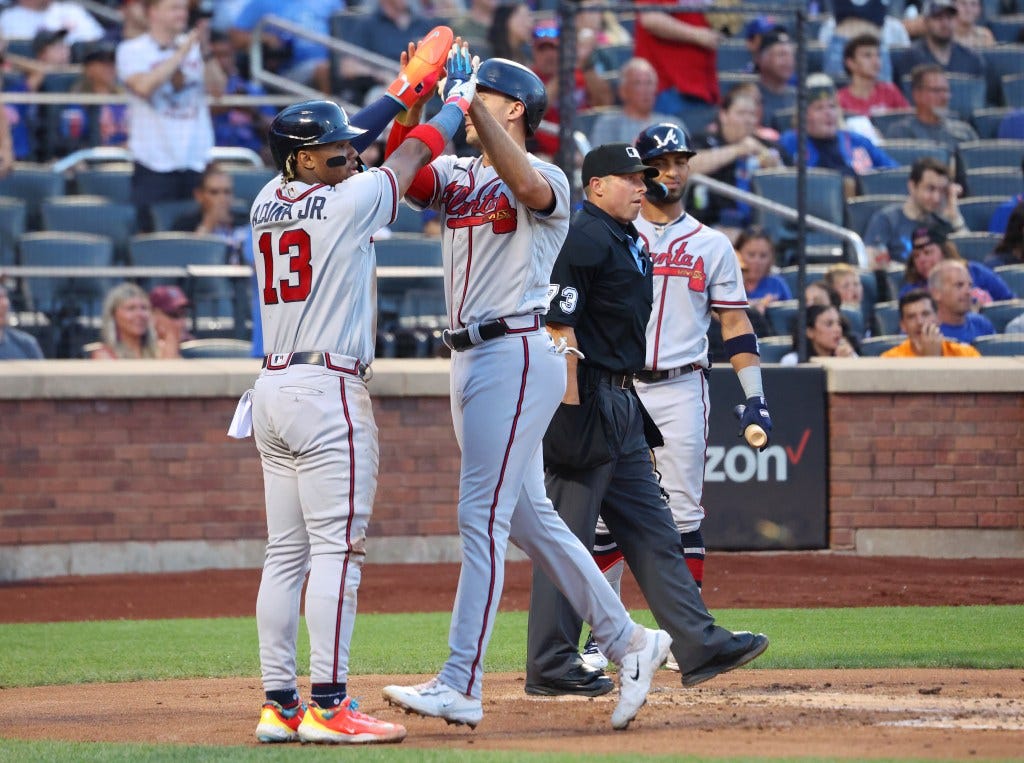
left=441, top=329, right=458, bottom=352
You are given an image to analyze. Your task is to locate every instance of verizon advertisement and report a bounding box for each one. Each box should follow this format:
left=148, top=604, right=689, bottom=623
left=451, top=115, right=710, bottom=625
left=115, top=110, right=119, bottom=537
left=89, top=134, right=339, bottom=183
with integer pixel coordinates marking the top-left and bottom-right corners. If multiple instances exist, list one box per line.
left=701, top=366, right=828, bottom=550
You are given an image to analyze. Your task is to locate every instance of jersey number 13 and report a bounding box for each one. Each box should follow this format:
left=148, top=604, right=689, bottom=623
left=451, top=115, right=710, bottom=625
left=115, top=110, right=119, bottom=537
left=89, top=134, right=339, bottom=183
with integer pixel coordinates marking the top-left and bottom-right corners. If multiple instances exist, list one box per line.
left=258, top=228, right=312, bottom=305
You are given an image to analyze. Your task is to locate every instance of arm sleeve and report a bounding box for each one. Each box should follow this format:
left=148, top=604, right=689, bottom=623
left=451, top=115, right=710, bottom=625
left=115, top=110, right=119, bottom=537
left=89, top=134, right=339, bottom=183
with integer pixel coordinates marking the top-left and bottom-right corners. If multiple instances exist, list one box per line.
left=707, top=233, right=750, bottom=308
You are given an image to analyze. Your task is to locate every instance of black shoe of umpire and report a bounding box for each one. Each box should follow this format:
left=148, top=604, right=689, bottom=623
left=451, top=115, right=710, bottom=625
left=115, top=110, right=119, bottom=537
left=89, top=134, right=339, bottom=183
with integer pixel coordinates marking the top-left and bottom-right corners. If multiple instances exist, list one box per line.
left=681, top=632, right=769, bottom=687
left=525, top=662, right=615, bottom=697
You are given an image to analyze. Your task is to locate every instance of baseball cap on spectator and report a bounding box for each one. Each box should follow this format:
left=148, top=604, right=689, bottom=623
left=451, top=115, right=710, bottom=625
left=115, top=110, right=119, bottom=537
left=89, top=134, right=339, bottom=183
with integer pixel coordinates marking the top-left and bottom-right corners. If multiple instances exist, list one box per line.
left=806, top=73, right=837, bottom=103
left=911, top=225, right=947, bottom=248
left=758, top=29, right=792, bottom=54
left=32, top=28, right=68, bottom=56
left=81, top=40, right=116, bottom=65
left=149, top=285, right=190, bottom=316
left=582, top=143, right=659, bottom=185
left=533, top=21, right=560, bottom=47
left=744, top=16, right=784, bottom=40
left=923, top=0, right=958, bottom=16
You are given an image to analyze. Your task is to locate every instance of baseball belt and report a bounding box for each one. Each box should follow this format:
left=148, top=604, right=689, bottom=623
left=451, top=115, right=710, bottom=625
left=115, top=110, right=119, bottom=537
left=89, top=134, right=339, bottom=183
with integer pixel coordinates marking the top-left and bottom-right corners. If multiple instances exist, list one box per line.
left=634, top=364, right=702, bottom=384
left=262, top=351, right=369, bottom=379
left=442, top=315, right=544, bottom=352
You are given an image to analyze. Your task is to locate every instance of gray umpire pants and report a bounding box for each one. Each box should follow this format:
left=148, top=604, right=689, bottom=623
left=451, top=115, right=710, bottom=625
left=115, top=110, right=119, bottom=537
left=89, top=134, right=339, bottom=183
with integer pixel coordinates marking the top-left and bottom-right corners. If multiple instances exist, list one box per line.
left=526, top=378, right=736, bottom=682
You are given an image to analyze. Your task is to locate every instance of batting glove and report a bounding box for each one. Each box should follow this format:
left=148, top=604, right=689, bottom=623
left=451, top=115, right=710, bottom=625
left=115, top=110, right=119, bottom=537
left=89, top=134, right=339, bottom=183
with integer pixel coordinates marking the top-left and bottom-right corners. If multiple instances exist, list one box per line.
left=442, top=42, right=479, bottom=112
left=737, top=396, right=773, bottom=451
left=386, top=25, right=453, bottom=110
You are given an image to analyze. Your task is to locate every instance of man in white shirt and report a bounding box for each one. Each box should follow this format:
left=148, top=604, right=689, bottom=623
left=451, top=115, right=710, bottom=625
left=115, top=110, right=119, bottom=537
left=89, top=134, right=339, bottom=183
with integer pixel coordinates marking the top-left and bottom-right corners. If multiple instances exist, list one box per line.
left=0, top=0, right=104, bottom=46
left=116, top=0, right=226, bottom=228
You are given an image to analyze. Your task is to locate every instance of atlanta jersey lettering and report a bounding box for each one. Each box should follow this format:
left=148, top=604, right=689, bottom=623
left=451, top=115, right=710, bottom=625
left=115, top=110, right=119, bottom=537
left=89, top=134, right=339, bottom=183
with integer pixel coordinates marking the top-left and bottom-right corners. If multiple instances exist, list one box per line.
left=250, top=169, right=399, bottom=362
left=411, top=154, right=570, bottom=327
left=637, top=212, right=747, bottom=370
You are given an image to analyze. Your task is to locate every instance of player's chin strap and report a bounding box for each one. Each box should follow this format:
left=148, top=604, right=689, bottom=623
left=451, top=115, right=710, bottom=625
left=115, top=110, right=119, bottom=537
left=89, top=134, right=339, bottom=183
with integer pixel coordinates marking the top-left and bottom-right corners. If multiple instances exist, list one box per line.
left=552, top=336, right=586, bottom=359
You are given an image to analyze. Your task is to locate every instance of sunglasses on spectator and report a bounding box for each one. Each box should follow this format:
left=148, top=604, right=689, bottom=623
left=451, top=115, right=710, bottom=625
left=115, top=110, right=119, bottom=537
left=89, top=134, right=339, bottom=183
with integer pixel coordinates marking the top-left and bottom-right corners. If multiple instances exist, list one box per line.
left=534, top=26, right=559, bottom=40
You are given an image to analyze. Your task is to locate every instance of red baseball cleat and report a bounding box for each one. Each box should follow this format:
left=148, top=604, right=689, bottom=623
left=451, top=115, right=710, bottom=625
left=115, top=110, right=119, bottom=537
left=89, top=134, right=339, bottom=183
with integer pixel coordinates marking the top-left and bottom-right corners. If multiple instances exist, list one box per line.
left=255, top=700, right=305, bottom=743
left=297, top=697, right=407, bottom=744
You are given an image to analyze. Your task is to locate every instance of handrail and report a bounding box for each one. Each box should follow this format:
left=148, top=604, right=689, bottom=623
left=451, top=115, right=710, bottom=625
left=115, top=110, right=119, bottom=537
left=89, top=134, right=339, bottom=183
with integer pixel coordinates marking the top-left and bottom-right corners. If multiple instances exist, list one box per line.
left=77, top=0, right=123, bottom=25
left=250, top=14, right=396, bottom=105
left=51, top=146, right=265, bottom=173
left=689, top=172, right=869, bottom=269
left=0, top=92, right=300, bottom=107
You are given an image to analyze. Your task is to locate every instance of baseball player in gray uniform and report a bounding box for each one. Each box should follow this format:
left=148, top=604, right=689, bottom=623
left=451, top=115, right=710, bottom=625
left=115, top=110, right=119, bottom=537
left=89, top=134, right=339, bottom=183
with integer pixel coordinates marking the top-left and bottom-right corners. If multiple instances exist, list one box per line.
left=381, top=57, right=670, bottom=732
left=581, top=123, right=773, bottom=673
left=234, top=36, right=481, bottom=745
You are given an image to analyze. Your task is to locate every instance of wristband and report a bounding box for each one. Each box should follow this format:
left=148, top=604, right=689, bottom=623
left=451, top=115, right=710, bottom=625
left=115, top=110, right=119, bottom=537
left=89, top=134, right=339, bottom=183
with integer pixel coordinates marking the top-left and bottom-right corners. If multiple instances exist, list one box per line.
left=407, top=123, right=446, bottom=161
left=724, top=333, right=759, bottom=358
left=736, top=365, right=764, bottom=400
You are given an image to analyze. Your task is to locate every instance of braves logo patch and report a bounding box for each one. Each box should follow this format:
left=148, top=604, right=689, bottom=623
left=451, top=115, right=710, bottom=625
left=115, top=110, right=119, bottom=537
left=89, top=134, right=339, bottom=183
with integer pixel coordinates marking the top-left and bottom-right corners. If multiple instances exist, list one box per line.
left=650, top=240, right=707, bottom=292
left=442, top=178, right=518, bottom=234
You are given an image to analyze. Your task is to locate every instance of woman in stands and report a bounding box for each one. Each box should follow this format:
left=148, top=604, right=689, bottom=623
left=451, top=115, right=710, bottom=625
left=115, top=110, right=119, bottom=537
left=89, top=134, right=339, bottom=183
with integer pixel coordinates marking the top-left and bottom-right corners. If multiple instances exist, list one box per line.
left=900, top=226, right=1013, bottom=304
left=986, top=201, right=1024, bottom=268
left=89, top=282, right=166, bottom=359
left=486, top=4, right=534, bottom=65
left=953, top=0, right=996, bottom=48
left=735, top=226, right=792, bottom=313
left=780, top=303, right=860, bottom=364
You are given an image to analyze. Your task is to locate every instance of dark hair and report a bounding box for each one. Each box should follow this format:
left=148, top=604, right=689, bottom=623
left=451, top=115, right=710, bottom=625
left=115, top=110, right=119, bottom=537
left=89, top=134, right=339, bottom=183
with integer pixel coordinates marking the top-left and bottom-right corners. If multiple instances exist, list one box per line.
left=734, top=225, right=774, bottom=253
left=488, top=5, right=525, bottom=61
left=993, top=199, right=1024, bottom=262
left=909, top=156, right=949, bottom=184
left=791, top=304, right=838, bottom=356
left=841, top=33, right=880, bottom=75
left=199, top=161, right=229, bottom=188
left=721, top=82, right=760, bottom=111
left=903, top=235, right=963, bottom=286
left=807, top=279, right=841, bottom=308
left=898, top=288, right=937, bottom=319
left=910, top=63, right=945, bottom=92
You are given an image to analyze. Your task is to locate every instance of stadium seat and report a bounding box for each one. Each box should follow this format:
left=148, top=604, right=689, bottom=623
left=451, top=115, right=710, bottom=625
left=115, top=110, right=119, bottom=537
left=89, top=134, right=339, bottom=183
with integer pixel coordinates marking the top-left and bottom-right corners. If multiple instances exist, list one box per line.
left=716, top=40, right=751, bottom=73
left=841, top=305, right=865, bottom=338
left=966, top=168, right=1022, bottom=198
left=18, top=231, right=115, bottom=317
left=179, top=338, right=253, bottom=358
left=751, top=168, right=847, bottom=254
left=957, top=139, right=1024, bottom=171
left=590, top=43, right=632, bottom=74
left=858, top=168, right=909, bottom=197
left=0, top=163, right=65, bottom=230
left=846, top=195, right=905, bottom=237
left=879, top=139, right=949, bottom=168
left=980, top=299, right=1024, bottom=331
left=859, top=334, right=905, bottom=356
left=757, top=335, right=792, bottom=363
left=0, top=196, right=27, bottom=267
left=765, top=299, right=800, bottom=337
left=971, top=107, right=1017, bottom=139
left=972, top=334, right=1024, bottom=354
left=981, top=44, right=1024, bottom=104
left=873, top=300, right=901, bottom=335
left=778, top=264, right=828, bottom=297
left=948, top=231, right=1001, bottom=263
left=959, top=196, right=1010, bottom=231
left=128, top=232, right=231, bottom=318
left=994, top=264, right=1024, bottom=297
left=148, top=200, right=199, bottom=233
left=870, top=109, right=914, bottom=136
left=989, top=15, right=1024, bottom=44
left=74, top=165, right=133, bottom=203
left=1004, top=74, right=1024, bottom=108
left=41, top=196, right=137, bottom=263
left=225, top=166, right=276, bottom=207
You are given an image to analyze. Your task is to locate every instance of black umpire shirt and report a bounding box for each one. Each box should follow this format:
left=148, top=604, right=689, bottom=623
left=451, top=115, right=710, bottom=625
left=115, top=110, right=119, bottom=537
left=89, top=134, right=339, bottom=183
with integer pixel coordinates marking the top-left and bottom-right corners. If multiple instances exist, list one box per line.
left=547, top=201, right=653, bottom=374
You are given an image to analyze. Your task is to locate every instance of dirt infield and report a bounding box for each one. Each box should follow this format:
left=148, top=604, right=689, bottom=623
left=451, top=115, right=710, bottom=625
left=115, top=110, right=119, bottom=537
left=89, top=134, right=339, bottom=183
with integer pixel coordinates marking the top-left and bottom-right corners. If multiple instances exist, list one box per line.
left=3, top=554, right=1023, bottom=758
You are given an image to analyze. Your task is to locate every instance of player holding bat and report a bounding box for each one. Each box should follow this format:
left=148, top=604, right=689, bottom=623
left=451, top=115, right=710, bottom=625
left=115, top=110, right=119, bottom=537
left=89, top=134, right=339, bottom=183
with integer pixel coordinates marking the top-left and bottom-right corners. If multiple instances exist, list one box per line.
left=580, top=122, right=773, bottom=673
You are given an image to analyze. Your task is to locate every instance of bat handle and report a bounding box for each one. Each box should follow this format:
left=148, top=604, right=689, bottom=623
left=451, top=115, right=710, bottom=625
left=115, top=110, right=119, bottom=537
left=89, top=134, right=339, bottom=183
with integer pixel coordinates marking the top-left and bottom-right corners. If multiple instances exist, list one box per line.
left=744, top=424, right=768, bottom=448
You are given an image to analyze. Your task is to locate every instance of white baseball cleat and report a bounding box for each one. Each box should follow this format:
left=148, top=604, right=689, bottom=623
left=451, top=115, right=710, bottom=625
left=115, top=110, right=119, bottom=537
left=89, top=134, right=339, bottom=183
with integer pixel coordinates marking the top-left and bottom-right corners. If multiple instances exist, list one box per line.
left=382, top=678, right=483, bottom=729
left=664, top=654, right=680, bottom=672
left=581, top=631, right=609, bottom=671
left=611, top=627, right=672, bottom=731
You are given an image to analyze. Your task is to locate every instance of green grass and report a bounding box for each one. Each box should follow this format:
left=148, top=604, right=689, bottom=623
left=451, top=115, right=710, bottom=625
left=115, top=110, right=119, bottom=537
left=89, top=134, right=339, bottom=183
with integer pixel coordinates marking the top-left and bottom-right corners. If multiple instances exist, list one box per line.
left=1, top=606, right=1021, bottom=688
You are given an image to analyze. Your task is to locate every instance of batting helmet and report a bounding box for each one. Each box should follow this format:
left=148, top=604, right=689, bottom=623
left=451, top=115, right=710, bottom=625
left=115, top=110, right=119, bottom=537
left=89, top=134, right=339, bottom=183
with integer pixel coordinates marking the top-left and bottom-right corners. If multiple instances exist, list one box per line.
left=635, top=122, right=696, bottom=163
left=476, top=58, right=547, bottom=135
left=268, top=100, right=366, bottom=171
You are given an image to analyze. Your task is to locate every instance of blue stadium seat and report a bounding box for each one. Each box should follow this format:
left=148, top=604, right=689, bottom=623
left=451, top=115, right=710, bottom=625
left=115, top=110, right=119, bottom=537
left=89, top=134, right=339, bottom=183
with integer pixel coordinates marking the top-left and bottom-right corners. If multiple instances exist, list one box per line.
left=18, top=231, right=115, bottom=317
left=859, top=168, right=909, bottom=197
left=957, top=139, right=1024, bottom=171
left=994, top=264, right=1024, bottom=297
left=959, top=196, right=1010, bottom=231
left=41, top=196, right=137, bottom=263
left=980, top=299, right=1024, bottom=331
left=966, top=168, right=1022, bottom=198
left=0, top=196, right=27, bottom=267
left=948, top=231, right=1001, bottom=263
left=129, top=232, right=232, bottom=318
left=880, top=140, right=949, bottom=168
left=225, top=166, right=276, bottom=207
left=765, top=299, right=800, bottom=337
left=74, top=165, right=133, bottom=203
left=0, top=163, right=65, bottom=229
left=859, top=334, right=905, bottom=356
left=971, top=107, right=1017, bottom=139
left=972, top=334, right=1024, bottom=354
left=757, top=335, right=793, bottom=363
left=873, top=300, right=901, bottom=335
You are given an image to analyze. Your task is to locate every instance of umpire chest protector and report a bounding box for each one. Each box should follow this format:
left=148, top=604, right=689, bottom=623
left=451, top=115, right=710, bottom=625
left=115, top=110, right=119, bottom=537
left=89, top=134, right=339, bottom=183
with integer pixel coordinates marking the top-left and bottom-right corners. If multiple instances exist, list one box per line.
left=547, top=202, right=653, bottom=375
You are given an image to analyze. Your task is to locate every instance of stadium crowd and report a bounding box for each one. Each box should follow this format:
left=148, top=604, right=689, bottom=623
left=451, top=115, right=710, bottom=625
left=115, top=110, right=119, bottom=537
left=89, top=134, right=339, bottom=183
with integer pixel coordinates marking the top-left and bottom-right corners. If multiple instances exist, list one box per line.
left=0, top=0, right=1022, bottom=359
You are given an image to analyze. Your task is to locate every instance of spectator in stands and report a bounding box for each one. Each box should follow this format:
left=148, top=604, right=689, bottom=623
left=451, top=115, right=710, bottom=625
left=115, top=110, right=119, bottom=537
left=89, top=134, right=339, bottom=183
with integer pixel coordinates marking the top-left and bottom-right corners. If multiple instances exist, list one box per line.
left=0, top=0, right=104, bottom=47
left=174, top=163, right=247, bottom=262
left=59, top=41, right=128, bottom=154
left=633, top=0, right=721, bottom=129
left=0, top=283, right=44, bottom=359
left=863, top=157, right=966, bottom=264
left=818, top=0, right=910, bottom=84
left=24, top=27, right=70, bottom=92
left=755, top=29, right=796, bottom=132
left=208, top=30, right=273, bottom=162
left=118, top=0, right=227, bottom=227
left=530, top=20, right=612, bottom=157
left=486, top=4, right=534, bottom=66
left=149, top=284, right=194, bottom=358
left=896, top=0, right=986, bottom=83
left=987, top=159, right=1024, bottom=234
left=577, top=0, right=632, bottom=57
left=230, top=0, right=343, bottom=93
left=883, top=64, right=977, bottom=176
left=824, top=263, right=865, bottom=312
left=929, top=258, right=996, bottom=341
left=778, top=74, right=898, bottom=199
left=587, top=58, right=677, bottom=148
left=89, top=282, right=167, bottom=359
left=742, top=16, right=784, bottom=71
left=805, top=279, right=838, bottom=307
left=451, top=0, right=499, bottom=58
left=337, top=0, right=434, bottom=102
left=881, top=289, right=981, bottom=355
left=899, top=225, right=1013, bottom=303
left=735, top=225, right=792, bottom=313
left=780, top=303, right=860, bottom=364
left=689, top=85, right=780, bottom=236
left=0, top=70, right=13, bottom=176
left=952, top=0, right=996, bottom=48
left=837, top=34, right=910, bottom=117
left=986, top=200, right=1024, bottom=267
left=0, top=62, right=34, bottom=162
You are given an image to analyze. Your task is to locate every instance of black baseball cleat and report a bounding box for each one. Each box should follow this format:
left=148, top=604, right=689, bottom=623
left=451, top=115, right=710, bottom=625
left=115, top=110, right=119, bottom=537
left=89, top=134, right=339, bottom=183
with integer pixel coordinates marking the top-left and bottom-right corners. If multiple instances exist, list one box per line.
left=681, top=632, right=769, bottom=687
left=525, top=663, right=615, bottom=697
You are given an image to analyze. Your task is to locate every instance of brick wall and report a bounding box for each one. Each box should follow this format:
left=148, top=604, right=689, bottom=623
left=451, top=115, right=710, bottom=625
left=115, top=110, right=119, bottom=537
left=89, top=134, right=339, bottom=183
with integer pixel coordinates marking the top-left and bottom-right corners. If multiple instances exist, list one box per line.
left=0, top=396, right=462, bottom=546
left=827, top=392, right=1024, bottom=549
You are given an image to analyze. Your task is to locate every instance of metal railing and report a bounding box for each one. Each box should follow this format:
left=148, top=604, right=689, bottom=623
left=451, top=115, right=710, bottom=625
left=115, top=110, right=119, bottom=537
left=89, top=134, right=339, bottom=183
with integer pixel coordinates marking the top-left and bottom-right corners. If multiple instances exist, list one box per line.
left=48, top=146, right=265, bottom=173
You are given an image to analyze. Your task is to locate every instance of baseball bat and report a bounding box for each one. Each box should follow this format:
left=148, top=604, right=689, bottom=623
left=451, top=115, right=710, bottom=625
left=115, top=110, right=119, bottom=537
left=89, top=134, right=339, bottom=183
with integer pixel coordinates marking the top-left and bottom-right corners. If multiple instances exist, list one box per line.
left=733, top=405, right=768, bottom=448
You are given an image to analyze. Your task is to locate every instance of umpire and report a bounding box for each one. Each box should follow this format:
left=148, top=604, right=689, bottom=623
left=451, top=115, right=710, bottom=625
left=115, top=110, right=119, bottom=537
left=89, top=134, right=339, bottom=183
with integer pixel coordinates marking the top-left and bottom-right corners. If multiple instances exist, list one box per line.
left=526, top=143, right=768, bottom=694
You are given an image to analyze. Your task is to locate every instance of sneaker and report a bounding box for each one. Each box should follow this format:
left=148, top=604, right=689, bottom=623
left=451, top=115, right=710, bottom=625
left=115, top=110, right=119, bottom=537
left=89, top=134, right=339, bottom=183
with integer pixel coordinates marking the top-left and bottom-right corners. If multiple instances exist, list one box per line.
left=383, top=677, right=484, bottom=729
left=581, top=631, right=609, bottom=670
left=611, top=627, right=672, bottom=731
left=255, top=701, right=305, bottom=743
left=297, top=697, right=406, bottom=744
left=664, top=654, right=680, bottom=672
left=681, top=632, right=769, bottom=687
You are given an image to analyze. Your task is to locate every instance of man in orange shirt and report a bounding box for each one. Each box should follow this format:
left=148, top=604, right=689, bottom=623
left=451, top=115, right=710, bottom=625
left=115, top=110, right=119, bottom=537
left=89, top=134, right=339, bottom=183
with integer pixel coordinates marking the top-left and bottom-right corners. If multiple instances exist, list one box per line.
left=881, top=289, right=980, bottom=357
